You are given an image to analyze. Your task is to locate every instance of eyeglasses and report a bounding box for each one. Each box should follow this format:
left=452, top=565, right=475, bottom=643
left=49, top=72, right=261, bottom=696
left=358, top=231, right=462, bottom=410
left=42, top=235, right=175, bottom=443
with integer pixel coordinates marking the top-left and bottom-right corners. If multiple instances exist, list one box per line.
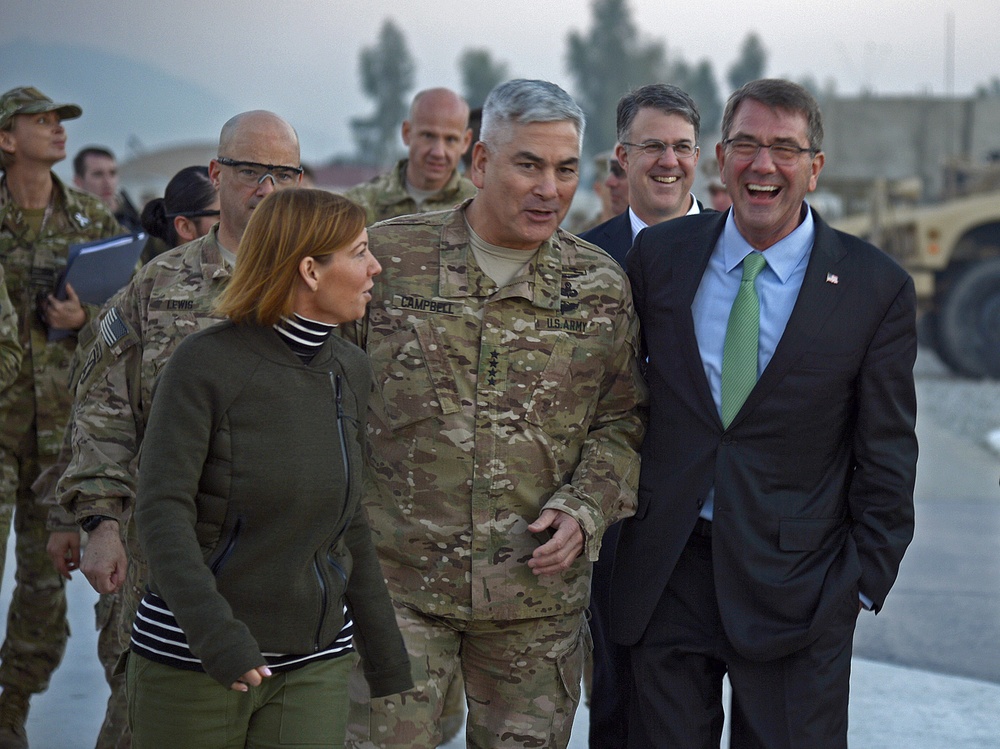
left=165, top=209, right=220, bottom=219
left=722, top=139, right=818, bottom=165
left=216, top=157, right=303, bottom=186
left=621, top=140, right=699, bottom=160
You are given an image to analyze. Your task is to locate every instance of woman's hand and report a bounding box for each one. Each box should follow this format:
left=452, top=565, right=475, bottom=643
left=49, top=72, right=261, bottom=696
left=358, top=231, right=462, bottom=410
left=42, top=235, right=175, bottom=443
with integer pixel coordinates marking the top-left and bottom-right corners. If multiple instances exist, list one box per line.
left=230, top=665, right=272, bottom=692
left=44, top=283, right=87, bottom=331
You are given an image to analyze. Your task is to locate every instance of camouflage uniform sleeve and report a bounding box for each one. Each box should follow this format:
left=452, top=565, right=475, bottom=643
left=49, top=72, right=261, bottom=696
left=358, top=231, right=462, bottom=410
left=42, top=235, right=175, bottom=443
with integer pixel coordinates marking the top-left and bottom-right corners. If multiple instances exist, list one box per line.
left=0, top=266, right=22, bottom=392
left=56, top=280, right=144, bottom=524
left=41, top=310, right=112, bottom=531
left=540, top=285, right=648, bottom=561
left=343, top=182, right=378, bottom=225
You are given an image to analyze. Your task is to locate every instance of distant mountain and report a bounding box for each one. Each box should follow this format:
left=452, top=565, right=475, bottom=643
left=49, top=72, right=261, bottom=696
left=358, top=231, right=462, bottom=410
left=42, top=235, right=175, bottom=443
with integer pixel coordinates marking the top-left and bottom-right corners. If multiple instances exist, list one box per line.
left=0, top=40, right=235, bottom=178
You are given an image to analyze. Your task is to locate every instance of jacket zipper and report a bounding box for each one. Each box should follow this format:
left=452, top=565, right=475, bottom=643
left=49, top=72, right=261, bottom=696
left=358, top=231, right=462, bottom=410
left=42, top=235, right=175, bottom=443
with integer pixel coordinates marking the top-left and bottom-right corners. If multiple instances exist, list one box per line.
left=333, top=373, right=352, bottom=504
left=209, top=516, right=243, bottom=575
left=313, top=373, right=353, bottom=650
left=312, top=557, right=328, bottom=651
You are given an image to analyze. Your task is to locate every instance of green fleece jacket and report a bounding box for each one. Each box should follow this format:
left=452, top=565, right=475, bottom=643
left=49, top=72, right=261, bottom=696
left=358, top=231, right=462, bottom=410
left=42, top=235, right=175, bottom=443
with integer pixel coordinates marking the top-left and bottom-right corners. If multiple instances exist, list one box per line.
left=135, top=320, right=411, bottom=694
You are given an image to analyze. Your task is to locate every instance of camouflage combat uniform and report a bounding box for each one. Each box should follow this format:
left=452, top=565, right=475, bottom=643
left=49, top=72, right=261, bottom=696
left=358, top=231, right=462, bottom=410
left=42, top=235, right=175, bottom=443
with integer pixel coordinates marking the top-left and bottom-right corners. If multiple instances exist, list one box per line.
left=55, top=226, right=230, bottom=749
left=0, top=266, right=21, bottom=391
left=345, top=156, right=478, bottom=746
left=344, top=159, right=477, bottom=225
left=344, top=204, right=647, bottom=749
left=0, top=173, right=119, bottom=704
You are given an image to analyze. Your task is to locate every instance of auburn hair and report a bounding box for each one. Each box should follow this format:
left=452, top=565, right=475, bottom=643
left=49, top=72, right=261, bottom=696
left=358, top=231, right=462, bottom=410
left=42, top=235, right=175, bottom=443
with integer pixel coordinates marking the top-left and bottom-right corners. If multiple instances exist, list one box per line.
left=214, top=189, right=366, bottom=325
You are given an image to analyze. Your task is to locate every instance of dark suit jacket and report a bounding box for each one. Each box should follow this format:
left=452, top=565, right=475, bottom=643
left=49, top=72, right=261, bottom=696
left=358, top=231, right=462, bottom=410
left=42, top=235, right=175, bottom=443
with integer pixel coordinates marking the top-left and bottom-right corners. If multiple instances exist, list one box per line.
left=579, top=200, right=710, bottom=269
left=580, top=211, right=632, bottom=267
left=610, top=207, right=918, bottom=662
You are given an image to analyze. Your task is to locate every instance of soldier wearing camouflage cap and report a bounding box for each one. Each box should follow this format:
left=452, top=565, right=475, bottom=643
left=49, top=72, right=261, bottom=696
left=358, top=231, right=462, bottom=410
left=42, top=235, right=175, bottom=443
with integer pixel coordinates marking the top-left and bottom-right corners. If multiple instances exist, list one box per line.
left=345, top=88, right=477, bottom=224
left=53, top=110, right=301, bottom=748
left=343, top=79, right=647, bottom=749
left=0, top=85, right=121, bottom=749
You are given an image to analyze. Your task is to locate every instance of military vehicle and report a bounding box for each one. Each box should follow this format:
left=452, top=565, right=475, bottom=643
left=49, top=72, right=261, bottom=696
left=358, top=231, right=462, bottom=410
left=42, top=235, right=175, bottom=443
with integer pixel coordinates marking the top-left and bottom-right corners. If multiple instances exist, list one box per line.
left=833, top=162, right=1000, bottom=378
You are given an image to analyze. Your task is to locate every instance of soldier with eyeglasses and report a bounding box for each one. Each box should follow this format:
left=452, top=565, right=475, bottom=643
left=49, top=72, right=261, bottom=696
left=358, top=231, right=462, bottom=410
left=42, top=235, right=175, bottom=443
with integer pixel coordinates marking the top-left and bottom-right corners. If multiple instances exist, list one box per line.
left=53, top=110, right=302, bottom=749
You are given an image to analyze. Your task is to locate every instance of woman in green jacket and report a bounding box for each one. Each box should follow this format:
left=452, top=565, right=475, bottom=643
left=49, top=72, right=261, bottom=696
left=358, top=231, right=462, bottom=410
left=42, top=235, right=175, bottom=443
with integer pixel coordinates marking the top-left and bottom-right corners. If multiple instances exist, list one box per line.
left=128, top=189, right=410, bottom=749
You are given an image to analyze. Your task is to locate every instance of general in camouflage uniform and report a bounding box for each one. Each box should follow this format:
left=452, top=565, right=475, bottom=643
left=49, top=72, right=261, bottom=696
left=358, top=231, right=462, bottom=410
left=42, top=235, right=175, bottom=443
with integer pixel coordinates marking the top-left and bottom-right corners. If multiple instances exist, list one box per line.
left=0, top=85, right=121, bottom=749
left=345, top=80, right=647, bottom=749
left=0, top=267, right=21, bottom=391
left=344, top=88, right=476, bottom=225
left=346, top=88, right=477, bottom=744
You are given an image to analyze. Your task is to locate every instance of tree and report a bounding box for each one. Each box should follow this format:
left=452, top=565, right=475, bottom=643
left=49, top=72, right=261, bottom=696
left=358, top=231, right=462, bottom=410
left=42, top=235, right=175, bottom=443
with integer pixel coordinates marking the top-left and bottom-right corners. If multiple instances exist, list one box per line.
left=684, top=60, right=723, bottom=141
left=727, top=32, right=767, bottom=92
left=459, top=49, right=509, bottom=109
left=351, top=19, right=415, bottom=166
left=566, top=0, right=666, bottom=155
left=976, top=76, right=1000, bottom=98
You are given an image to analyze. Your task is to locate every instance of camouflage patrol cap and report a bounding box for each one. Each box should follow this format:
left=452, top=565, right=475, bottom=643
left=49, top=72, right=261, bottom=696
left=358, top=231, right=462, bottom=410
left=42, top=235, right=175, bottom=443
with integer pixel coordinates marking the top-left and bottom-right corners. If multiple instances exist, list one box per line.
left=0, top=86, right=82, bottom=130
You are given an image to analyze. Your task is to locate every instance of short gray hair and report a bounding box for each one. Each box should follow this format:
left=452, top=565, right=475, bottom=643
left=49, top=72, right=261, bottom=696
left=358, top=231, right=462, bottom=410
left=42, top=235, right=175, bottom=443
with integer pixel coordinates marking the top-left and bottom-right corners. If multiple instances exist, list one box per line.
left=480, top=79, right=585, bottom=150
left=617, top=84, right=701, bottom=143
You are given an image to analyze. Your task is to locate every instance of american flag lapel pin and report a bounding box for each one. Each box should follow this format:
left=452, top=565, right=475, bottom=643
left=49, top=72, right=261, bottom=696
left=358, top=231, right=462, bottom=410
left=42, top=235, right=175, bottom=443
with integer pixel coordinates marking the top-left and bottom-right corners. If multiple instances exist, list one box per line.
left=826, top=273, right=839, bottom=284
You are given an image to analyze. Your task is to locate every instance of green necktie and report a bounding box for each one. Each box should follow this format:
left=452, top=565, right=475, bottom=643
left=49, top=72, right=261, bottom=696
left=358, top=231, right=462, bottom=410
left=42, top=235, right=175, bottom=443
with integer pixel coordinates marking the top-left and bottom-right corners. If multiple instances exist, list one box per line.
left=720, top=252, right=767, bottom=427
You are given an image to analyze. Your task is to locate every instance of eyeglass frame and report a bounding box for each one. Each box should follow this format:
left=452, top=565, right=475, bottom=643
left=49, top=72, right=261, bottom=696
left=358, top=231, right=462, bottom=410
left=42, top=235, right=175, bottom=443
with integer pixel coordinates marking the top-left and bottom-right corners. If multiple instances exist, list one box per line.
left=620, top=140, right=699, bottom=160
left=215, top=156, right=304, bottom=186
left=721, top=138, right=818, bottom=164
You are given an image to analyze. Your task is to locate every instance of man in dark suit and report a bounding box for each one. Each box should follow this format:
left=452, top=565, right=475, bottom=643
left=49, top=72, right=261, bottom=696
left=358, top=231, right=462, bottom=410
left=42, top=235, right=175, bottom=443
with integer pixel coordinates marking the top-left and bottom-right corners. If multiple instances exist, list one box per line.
left=611, top=79, right=918, bottom=748
left=580, top=84, right=705, bottom=266
left=580, top=83, right=705, bottom=749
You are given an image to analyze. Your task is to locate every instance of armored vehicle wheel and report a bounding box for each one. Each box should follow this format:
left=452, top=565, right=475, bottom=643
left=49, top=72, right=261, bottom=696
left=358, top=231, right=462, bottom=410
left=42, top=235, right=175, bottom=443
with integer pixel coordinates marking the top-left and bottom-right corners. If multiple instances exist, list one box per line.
left=936, top=257, right=1000, bottom=378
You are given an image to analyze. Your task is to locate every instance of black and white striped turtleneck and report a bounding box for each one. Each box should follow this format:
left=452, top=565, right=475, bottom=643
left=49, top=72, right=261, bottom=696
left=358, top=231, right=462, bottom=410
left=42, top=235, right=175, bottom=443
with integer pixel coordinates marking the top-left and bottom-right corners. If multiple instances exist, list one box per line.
left=274, top=314, right=335, bottom=363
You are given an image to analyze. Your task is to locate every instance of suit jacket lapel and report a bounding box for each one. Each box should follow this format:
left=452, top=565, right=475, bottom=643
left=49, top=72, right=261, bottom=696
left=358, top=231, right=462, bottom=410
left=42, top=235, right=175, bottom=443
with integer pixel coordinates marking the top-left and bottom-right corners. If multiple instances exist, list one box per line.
left=605, top=212, right=634, bottom=267
left=671, top=214, right=727, bottom=424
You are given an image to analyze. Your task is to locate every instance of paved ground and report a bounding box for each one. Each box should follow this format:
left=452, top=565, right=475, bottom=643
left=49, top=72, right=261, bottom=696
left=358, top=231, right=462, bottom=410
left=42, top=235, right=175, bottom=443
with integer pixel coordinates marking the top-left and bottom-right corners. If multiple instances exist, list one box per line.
left=3, top=347, right=999, bottom=748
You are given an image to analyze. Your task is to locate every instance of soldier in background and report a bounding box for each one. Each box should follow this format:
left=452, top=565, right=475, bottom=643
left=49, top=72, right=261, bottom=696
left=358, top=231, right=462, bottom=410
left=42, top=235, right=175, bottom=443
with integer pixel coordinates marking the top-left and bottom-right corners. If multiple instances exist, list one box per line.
left=53, top=110, right=301, bottom=749
left=345, top=88, right=476, bottom=223
left=708, top=177, right=733, bottom=212
left=72, top=147, right=142, bottom=233
left=44, top=164, right=216, bottom=749
left=0, top=85, right=121, bottom=749
left=569, top=150, right=628, bottom=234
left=344, top=79, right=646, bottom=749
left=0, top=268, right=21, bottom=392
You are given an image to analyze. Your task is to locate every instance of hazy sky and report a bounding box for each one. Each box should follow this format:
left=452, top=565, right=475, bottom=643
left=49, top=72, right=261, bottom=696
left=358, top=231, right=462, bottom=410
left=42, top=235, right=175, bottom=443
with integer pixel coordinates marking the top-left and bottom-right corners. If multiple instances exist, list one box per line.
left=3, top=0, right=999, bottom=163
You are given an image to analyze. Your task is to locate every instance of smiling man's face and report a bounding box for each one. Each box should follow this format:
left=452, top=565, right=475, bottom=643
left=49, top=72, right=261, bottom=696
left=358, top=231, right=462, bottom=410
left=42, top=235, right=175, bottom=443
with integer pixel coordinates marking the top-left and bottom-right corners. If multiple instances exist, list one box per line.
left=717, top=98, right=824, bottom=250
left=468, top=119, right=580, bottom=251
left=616, top=108, right=698, bottom=224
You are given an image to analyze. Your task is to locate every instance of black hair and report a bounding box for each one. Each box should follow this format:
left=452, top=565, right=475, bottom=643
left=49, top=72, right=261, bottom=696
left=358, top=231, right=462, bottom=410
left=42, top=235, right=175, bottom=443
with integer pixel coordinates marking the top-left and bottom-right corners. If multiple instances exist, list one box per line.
left=73, top=146, right=115, bottom=178
left=140, top=166, right=216, bottom=248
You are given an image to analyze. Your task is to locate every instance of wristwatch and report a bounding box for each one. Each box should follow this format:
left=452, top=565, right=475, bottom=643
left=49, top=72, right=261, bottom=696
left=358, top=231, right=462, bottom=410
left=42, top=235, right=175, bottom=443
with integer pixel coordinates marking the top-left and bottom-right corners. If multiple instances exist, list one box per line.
left=80, top=515, right=114, bottom=533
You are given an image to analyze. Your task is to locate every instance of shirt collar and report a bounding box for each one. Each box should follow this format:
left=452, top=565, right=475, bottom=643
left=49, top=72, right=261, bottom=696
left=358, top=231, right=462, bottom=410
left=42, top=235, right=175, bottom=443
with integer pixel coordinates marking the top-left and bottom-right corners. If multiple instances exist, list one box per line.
left=627, top=194, right=700, bottom=240
left=721, top=203, right=815, bottom=283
